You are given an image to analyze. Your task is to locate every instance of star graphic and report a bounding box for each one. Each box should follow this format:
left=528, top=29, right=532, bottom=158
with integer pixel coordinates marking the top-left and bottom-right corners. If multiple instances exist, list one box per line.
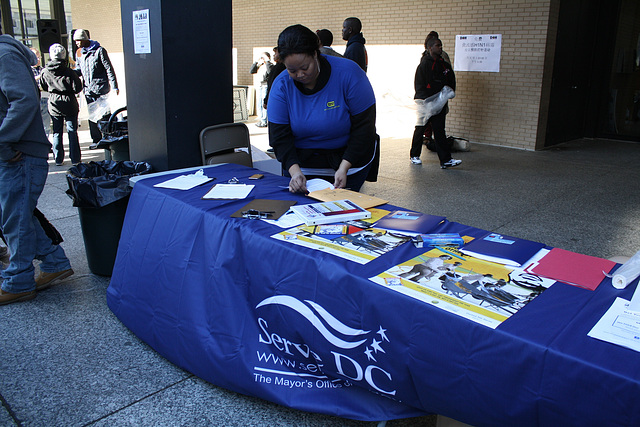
left=377, top=326, right=389, bottom=342
left=364, top=347, right=377, bottom=362
left=371, top=338, right=386, bottom=354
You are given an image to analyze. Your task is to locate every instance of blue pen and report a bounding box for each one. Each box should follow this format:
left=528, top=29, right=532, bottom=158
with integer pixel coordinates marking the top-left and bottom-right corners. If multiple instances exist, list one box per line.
left=434, top=246, right=466, bottom=261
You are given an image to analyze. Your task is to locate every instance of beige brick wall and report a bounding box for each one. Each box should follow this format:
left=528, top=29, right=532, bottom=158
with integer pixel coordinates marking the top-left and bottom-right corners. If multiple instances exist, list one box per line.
left=70, top=0, right=556, bottom=150
left=69, top=0, right=122, bottom=53
left=233, top=0, right=555, bottom=150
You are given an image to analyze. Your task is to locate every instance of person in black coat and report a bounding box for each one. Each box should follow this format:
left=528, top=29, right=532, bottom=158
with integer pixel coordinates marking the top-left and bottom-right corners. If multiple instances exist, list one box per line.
left=410, top=37, right=461, bottom=169
left=39, top=43, right=83, bottom=165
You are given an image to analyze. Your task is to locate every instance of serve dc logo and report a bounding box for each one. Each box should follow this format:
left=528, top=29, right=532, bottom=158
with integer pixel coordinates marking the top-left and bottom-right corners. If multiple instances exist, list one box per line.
left=256, top=295, right=396, bottom=396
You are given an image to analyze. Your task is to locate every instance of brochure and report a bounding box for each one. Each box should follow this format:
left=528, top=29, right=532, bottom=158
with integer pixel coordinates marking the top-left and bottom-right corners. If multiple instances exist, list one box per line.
left=459, top=232, right=546, bottom=267
left=271, top=226, right=411, bottom=264
left=373, top=210, right=445, bottom=236
left=289, top=199, right=371, bottom=226
left=370, top=246, right=554, bottom=328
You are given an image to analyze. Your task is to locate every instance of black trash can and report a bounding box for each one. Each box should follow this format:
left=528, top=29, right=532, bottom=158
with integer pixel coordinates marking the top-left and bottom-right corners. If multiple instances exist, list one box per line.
left=66, top=160, right=153, bottom=276
left=95, top=107, right=129, bottom=161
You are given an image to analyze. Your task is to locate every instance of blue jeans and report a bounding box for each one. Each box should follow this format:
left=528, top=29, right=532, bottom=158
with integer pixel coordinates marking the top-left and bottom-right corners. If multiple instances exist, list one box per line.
left=51, top=115, right=80, bottom=164
left=0, top=155, right=71, bottom=293
left=258, top=84, right=268, bottom=125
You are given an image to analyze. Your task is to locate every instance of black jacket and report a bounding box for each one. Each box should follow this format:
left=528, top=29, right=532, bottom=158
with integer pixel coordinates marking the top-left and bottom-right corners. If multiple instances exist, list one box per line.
left=39, top=59, right=83, bottom=118
left=414, top=52, right=456, bottom=100
left=344, top=33, right=367, bottom=72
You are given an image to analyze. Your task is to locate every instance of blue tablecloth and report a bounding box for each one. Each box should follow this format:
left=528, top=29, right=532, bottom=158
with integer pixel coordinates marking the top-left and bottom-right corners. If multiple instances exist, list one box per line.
left=107, top=163, right=640, bottom=425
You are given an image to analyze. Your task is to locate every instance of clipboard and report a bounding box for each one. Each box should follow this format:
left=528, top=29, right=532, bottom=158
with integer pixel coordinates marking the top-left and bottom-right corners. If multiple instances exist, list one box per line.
left=307, top=188, right=387, bottom=209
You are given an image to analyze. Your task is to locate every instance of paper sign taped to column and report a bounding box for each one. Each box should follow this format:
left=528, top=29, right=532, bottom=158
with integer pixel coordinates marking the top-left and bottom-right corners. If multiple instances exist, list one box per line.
left=133, top=9, right=151, bottom=54
left=454, top=34, right=502, bottom=72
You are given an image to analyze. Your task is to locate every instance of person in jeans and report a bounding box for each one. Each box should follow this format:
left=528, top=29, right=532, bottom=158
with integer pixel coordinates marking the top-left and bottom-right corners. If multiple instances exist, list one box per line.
left=39, top=43, right=83, bottom=165
left=0, top=23, right=74, bottom=305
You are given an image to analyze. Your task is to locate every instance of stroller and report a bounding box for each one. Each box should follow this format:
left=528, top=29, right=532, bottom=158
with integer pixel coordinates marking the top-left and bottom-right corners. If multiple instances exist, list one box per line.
left=92, top=106, right=130, bottom=161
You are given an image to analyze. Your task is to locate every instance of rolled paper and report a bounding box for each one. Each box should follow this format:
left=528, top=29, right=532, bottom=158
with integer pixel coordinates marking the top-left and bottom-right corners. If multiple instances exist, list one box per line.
left=608, top=250, right=640, bottom=290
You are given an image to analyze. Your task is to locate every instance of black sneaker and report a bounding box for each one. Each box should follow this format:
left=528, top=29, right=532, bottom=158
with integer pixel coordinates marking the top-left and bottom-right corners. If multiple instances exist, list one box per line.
left=441, top=159, right=462, bottom=169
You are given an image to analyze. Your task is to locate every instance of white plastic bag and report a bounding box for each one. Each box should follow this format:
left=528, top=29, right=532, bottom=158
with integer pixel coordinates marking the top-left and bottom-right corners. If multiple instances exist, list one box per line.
left=415, top=86, right=455, bottom=126
left=87, top=95, right=111, bottom=122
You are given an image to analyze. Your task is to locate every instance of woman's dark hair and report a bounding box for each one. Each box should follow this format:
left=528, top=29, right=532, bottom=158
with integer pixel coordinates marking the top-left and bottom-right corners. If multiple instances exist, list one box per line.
left=277, top=24, right=320, bottom=61
left=424, top=31, right=439, bottom=49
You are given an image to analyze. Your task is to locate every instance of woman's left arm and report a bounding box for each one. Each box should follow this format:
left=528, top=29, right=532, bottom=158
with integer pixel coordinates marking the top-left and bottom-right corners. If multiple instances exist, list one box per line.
left=342, top=104, right=376, bottom=168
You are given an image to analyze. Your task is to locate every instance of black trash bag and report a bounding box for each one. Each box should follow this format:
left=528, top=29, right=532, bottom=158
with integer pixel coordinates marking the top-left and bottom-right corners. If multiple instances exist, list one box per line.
left=66, top=160, right=153, bottom=208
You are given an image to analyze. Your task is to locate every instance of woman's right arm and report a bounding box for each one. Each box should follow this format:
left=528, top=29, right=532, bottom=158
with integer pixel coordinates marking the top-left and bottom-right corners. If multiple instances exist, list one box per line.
left=268, top=122, right=307, bottom=193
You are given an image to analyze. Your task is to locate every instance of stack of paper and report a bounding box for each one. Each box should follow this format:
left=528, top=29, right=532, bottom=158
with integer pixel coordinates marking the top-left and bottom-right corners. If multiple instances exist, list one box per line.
left=153, top=169, right=213, bottom=190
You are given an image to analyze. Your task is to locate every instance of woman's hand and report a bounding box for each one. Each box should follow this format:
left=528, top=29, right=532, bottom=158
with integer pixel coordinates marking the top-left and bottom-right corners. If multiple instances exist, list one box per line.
left=288, top=164, right=308, bottom=193
left=333, top=160, right=352, bottom=189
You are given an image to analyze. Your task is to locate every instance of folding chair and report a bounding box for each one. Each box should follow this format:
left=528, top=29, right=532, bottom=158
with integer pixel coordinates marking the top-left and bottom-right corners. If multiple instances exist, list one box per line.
left=199, top=123, right=253, bottom=167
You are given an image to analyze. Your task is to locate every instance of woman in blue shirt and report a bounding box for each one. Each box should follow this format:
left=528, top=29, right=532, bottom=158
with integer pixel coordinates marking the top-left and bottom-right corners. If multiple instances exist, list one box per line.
left=267, top=24, right=377, bottom=193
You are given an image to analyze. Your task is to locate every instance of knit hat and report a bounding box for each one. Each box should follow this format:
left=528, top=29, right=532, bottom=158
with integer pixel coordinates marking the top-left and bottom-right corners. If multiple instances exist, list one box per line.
left=49, top=43, right=66, bottom=60
left=73, top=29, right=90, bottom=41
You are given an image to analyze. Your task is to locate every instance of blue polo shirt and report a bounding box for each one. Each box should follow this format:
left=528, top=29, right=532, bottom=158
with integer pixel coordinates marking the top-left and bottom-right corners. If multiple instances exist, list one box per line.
left=267, top=54, right=375, bottom=150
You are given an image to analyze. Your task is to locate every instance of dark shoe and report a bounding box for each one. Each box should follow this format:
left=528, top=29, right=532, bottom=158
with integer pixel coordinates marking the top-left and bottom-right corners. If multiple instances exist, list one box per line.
left=35, top=268, right=74, bottom=291
left=441, top=159, right=462, bottom=169
left=0, top=288, right=36, bottom=305
left=266, top=148, right=274, bottom=153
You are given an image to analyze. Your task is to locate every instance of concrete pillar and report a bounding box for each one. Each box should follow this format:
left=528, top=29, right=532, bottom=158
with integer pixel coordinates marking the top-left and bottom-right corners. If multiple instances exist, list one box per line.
left=120, top=0, right=232, bottom=171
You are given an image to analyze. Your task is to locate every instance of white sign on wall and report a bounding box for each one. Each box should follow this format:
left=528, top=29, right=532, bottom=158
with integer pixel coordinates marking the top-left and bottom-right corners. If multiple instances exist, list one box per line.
left=454, top=34, right=502, bottom=72
left=133, top=9, right=151, bottom=55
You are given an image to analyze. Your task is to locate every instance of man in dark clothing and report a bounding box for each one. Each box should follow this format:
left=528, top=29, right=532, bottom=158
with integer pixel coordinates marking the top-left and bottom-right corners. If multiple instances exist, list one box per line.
left=341, top=17, right=367, bottom=72
left=73, top=29, right=119, bottom=147
left=410, top=37, right=461, bottom=169
left=0, top=22, right=74, bottom=305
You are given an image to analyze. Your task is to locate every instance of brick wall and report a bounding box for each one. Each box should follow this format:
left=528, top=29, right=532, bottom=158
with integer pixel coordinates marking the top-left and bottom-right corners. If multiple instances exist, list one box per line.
left=70, top=0, right=556, bottom=150
left=233, top=0, right=555, bottom=150
left=69, top=0, right=122, bottom=53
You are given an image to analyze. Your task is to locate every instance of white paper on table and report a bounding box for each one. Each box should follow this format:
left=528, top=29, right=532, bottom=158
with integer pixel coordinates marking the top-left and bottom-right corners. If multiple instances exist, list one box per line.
left=588, top=297, right=640, bottom=353
left=261, top=210, right=304, bottom=228
left=306, top=178, right=334, bottom=192
left=202, top=184, right=254, bottom=199
left=154, top=169, right=213, bottom=190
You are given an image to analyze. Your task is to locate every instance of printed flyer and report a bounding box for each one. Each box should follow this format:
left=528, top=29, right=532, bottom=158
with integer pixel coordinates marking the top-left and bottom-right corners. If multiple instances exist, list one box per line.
left=369, top=246, right=554, bottom=328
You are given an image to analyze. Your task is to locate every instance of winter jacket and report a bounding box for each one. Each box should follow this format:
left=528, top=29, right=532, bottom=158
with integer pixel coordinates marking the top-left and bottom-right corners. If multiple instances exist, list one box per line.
left=344, top=33, right=367, bottom=72
left=0, top=35, right=50, bottom=160
left=40, top=59, right=83, bottom=118
left=77, top=40, right=118, bottom=98
left=414, top=52, right=456, bottom=100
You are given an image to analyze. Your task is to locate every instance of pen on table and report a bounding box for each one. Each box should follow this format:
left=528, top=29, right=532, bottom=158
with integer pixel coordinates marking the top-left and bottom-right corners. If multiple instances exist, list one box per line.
left=434, top=246, right=466, bottom=261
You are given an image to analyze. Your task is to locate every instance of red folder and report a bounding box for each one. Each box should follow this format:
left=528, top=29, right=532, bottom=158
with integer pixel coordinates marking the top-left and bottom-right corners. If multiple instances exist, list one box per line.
left=530, top=248, right=616, bottom=291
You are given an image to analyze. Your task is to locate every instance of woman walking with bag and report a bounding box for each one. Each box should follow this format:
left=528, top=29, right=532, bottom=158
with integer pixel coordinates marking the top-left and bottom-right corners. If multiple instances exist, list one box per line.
left=39, top=43, right=83, bottom=165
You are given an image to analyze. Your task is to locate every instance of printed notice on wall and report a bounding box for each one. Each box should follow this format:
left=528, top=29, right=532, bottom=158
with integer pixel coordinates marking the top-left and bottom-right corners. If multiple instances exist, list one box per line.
left=454, top=34, right=502, bottom=72
left=133, top=9, right=151, bottom=54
